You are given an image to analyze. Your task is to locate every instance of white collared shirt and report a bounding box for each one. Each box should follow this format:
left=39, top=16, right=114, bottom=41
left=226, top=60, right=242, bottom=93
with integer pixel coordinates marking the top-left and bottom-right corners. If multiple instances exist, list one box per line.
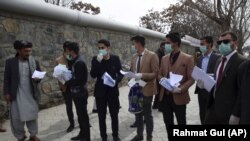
left=201, top=51, right=212, bottom=73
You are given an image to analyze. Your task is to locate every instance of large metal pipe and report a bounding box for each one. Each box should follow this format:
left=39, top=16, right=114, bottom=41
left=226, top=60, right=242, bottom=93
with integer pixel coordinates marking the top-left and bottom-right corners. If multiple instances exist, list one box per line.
left=0, top=0, right=166, bottom=39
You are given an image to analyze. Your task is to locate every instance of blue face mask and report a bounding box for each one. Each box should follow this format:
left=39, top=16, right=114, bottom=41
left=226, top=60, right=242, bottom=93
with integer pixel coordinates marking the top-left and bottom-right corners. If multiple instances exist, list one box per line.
left=219, top=43, right=232, bottom=55
left=66, top=54, right=73, bottom=61
left=164, top=44, right=173, bottom=54
left=131, top=45, right=137, bottom=54
left=99, top=49, right=108, bottom=56
left=199, top=46, right=207, bottom=54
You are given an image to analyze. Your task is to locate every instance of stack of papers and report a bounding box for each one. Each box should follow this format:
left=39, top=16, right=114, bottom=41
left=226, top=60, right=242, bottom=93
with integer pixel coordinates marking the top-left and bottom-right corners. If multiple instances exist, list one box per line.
left=159, top=72, right=182, bottom=91
left=191, top=66, right=216, bottom=92
left=102, top=72, right=116, bottom=87
left=53, top=64, right=72, bottom=84
left=32, top=70, right=46, bottom=79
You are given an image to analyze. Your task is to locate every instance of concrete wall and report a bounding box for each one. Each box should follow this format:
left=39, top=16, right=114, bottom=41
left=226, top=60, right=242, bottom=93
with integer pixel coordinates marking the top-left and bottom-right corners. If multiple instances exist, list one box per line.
left=0, top=12, right=169, bottom=109
left=0, top=1, right=196, bottom=110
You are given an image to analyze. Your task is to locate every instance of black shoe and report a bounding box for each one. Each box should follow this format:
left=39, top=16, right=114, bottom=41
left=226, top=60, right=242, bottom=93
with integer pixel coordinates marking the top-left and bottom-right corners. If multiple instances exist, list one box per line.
left=130, top=135, right=143, bottom=141
left=102, top=138, right=107, bottom=141
left=113, top=136, right=121, bottom=141
left=92, top=109, right=98, bottom=113
left=71, top=135, right=81, bottom=140
left=67, top=125, right=74, bottom=133
left=130, top=122, right=136, bottom=128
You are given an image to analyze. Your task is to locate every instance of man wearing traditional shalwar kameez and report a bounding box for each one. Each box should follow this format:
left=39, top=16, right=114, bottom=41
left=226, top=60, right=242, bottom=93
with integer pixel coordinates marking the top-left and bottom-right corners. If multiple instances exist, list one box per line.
left=3, top=40, right=42, bottom=141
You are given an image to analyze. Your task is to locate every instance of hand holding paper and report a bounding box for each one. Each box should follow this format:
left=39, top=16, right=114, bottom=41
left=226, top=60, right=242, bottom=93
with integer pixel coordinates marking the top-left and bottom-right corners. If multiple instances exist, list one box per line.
left=53, top=64, right=72, bottom=84
left=191, top=66, right=216, bottom=92
left=32, top=70, right=46, bottom=79
left=159, top=72, right=183, bottom=92
left=120, top=70, right=137, bottom=79
left=197, top=79, right=205, bottom=89
left=102, top=72, right=116, bottom=87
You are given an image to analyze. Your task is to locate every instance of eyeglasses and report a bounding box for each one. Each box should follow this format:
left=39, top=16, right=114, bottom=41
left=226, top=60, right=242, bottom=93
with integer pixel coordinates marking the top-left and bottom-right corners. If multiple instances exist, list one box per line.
left=217, top=39, right=232, bottom=45
left=165, top=42, right=171, bottom=44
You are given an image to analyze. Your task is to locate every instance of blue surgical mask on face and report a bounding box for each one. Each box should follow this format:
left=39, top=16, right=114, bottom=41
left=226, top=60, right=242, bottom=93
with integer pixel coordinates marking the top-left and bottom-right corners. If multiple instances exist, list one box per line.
left=164, top=44, right=173, bottom=54
left=99, top=49, right=108, bottom=56
left=199, top=45, right=207, bottom=54
left=131, top=45, right=136, bottom=54
left=219, top=43, right=232, bottom=55
left=66, top=54, right=73, bottom=61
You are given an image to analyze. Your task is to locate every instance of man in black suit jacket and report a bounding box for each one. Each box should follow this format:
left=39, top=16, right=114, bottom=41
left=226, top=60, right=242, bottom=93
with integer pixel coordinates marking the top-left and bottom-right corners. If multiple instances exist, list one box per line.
left=195, top=36, right=220, bottom=124
left=204, top=31, right=246, bottom=124
left=90, top=39, right=123, bottom=141
left=231, top=60, right=250, bottom=124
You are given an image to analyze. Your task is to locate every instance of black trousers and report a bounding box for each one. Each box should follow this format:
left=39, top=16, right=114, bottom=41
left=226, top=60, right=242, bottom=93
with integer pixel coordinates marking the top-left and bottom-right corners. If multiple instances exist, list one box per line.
left=71, top=91, right=90, bottom=141
left=197, top=92, right=209, bottom=124
left=160, top=94, right=186, bottom=134
left=62, top=91, right=74, bottom=126
left=204, top=103, right=229, bottom=124
left=96, top=94, right=120, bottom=139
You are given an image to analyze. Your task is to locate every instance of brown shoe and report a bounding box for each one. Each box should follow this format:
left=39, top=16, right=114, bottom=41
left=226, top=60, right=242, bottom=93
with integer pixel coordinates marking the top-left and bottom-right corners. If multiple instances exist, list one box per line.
left=18, top=135, right=27, bottom=141
left=0, top=128, right=6, bottom=132
left=29, top=136, right=40, bottom=141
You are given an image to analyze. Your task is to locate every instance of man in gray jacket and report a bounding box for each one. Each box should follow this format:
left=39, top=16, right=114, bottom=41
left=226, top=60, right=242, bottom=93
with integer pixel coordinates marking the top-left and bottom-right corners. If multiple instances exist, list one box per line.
left=4, top=40, right=42, bottom=141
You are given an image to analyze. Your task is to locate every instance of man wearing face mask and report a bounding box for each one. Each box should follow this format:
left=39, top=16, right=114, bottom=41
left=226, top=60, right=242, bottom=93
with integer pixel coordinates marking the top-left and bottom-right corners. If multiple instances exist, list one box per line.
left=194, top=36, right=220, bottom=124
left=4, top=40, right=42, bottom=141
left=204, top=31, right=246, bottom=124
left=129, top=35, right=159, bottom=141
left=158, top=32, right=194, bottom=134
left=64, top=42, right=90, bottom=141
left=55, top=41, right=75, bottom=133
left=90, top=39, right=123, bottom=141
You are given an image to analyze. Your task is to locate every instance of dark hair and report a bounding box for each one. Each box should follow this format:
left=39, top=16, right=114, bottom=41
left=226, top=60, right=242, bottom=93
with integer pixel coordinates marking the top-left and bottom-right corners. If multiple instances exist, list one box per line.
left=98, top=39, right=110, bottom=47
left=200, top=36, right=213, bottom=47
left=63, top=41, right=71, bottom=51
left=220, top=31, right=237, bottom=41
left=160, top=42, right=165, bottom=47
left=130, top=35, right=145, bottom=47
left=13, top=40, right=22, bottom=49
left=165, top=32, right=181, bottom=46
left=65, top=42, right=79, bottom=54
left=14, top=40, right=32, bottom=49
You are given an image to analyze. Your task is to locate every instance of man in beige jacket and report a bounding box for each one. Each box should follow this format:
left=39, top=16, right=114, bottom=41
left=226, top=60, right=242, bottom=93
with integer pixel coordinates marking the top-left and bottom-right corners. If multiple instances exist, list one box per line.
left=158, top=32, right=194, bottom=134
left=129, top=35, right=159, bottom=141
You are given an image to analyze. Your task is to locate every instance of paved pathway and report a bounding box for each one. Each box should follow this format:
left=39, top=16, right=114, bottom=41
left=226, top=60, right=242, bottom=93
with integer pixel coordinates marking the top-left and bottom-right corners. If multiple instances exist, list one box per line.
left=1, top=84, right=200, bottom=141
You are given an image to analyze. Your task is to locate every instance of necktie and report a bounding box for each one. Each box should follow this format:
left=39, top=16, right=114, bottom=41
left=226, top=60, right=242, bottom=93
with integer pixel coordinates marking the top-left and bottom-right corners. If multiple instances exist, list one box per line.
left=216, top=57, right=227, bottom=88
left=136, top=55, right=142, bottom=73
